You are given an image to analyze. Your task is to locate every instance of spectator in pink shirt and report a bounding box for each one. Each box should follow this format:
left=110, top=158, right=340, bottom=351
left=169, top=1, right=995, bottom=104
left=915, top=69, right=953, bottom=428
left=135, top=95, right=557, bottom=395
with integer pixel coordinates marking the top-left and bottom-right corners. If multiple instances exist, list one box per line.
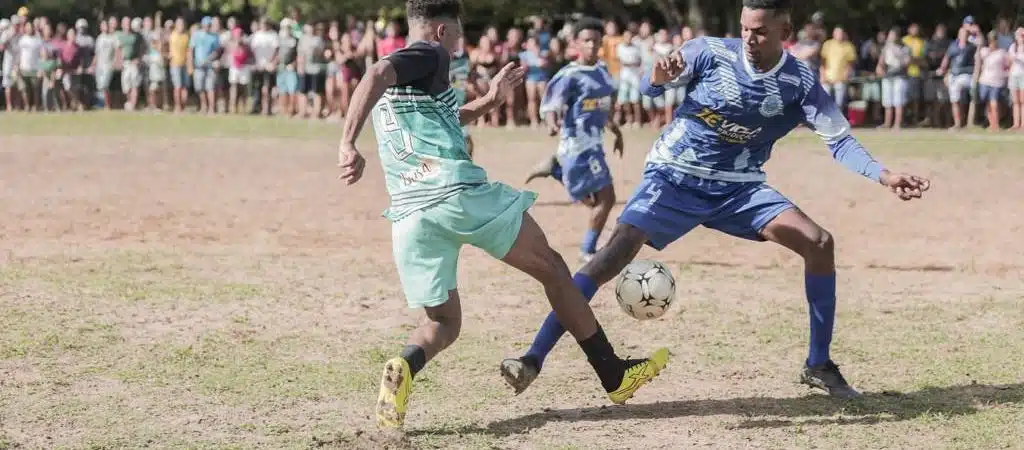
left=58, top=27, right=81, bottom=110
left=376, top=20, right=405, bottom=59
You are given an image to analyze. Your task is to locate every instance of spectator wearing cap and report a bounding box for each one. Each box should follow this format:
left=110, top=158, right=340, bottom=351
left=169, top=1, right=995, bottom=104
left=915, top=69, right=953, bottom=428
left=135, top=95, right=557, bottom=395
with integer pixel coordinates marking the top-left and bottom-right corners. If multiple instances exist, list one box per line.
left=876, top=26, right=911, bottom=130
left=938, top=26, right=978, bottom=129
left=189, top=16, right=221, bottom=114
left=275, top=18, right=300, bottom=117
left=976, top=30, right=1009, bottom=131
left=168, top=17, right=189, bottom=113
left=820, top=26, right=857, bottom=113
left=74, top=18, right=95, bottom=109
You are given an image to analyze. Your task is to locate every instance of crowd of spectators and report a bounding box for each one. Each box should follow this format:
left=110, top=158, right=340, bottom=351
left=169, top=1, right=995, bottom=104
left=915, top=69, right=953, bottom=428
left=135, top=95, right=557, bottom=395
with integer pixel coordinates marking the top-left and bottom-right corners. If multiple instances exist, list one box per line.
left=2, top=6, right=1023, bottom=131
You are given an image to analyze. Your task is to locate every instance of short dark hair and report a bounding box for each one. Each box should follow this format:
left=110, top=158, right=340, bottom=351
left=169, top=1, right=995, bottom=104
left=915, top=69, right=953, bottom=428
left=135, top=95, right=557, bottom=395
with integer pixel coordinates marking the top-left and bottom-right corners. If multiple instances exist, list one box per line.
left=406, top=0, right=462, bottom=22
left=575, top=17, right=603, bottom=38
left=742, top=0, right=792, bottom=13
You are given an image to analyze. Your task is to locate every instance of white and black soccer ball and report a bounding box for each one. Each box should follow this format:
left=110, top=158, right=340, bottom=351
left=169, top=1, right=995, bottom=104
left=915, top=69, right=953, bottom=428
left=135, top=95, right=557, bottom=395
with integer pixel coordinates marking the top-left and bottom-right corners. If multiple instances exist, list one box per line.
left=615, top=260, right=676, bottom=320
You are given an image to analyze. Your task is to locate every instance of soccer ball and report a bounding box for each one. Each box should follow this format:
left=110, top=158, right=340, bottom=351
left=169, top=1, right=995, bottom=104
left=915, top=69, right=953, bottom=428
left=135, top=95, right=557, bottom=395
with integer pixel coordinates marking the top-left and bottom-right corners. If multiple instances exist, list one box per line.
left=615, top=260, right=676, bottom=320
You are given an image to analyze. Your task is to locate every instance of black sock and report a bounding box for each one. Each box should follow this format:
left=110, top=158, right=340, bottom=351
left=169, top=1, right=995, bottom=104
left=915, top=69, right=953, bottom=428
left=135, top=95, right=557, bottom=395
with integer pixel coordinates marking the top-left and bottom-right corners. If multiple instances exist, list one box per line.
left=577, top=326, right=626, bottom=392
left=400, top=345, right=427, bottom=378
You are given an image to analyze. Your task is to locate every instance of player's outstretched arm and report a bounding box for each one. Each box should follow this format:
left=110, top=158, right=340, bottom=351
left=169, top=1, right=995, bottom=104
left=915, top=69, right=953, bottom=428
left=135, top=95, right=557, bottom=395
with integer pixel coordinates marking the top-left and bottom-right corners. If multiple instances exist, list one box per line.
left=605, top=119, right=624, bottom=157
left=460, top=62, right=526, bottom=126
left=800, top=80, right=930, bottom=200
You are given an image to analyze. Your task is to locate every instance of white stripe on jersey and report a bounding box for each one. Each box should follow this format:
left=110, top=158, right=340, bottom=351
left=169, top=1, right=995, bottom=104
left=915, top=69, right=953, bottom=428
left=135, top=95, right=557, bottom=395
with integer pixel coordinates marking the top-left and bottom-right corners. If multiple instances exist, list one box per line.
left=706, top=38, right=744, bottom=109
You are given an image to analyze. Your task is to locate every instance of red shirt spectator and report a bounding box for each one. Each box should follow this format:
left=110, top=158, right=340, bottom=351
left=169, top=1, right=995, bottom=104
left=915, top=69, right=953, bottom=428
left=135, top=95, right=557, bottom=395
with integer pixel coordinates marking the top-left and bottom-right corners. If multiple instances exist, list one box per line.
left=376, top=21, right=406, bottom=58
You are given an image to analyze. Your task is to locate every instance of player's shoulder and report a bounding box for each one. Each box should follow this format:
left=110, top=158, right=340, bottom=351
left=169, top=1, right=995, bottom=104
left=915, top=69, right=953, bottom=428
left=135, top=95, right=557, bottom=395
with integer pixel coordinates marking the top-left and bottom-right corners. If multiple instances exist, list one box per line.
left=781, top=54, right=818, bottom=93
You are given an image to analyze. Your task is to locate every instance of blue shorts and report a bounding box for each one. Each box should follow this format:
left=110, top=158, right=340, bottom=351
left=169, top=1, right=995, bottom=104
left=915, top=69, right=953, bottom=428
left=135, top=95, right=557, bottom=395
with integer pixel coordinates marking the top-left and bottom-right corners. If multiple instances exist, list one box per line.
left=277, top=70, right=299, bottom=94
left=170, top=66, right=189, bottom=89
left=192, top=67, right=216, bottom=92
left=978, top=84, right=1007, bottom=104
left=553, top=148, right=613, bottom=202
left=618, top=167, right=795, bottom=249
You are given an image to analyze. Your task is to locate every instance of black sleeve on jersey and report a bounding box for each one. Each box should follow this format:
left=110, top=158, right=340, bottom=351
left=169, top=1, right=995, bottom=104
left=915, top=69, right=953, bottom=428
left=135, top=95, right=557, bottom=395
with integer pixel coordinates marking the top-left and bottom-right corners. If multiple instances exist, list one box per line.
left=386, top=42, right=443, bottom=85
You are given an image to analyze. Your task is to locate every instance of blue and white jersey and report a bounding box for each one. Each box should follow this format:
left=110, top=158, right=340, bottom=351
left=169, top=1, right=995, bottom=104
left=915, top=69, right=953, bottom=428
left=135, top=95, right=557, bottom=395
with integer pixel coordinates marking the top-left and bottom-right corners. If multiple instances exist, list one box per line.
left=642, top=37, right=883, bottom=183
left=539, top=62, right=616, bottom=158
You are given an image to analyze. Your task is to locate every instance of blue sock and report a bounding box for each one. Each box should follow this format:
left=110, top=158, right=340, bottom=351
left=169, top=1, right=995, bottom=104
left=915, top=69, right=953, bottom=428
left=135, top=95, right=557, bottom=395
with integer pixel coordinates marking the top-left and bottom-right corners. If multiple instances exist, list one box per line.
left=524, top=273, right=599, bottom=370
left=805, top=272, right=837, bottom=367
left=581, top=229, right=600, bottom=254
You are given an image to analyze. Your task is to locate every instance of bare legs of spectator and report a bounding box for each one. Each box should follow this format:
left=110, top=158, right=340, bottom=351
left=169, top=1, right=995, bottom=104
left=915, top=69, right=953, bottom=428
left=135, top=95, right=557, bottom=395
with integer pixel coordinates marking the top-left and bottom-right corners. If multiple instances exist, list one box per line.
left=950, top=101, right=966, bottom=130
left=1012, top=88, right=1023, bottom=130
left=338, top=77, right=354, bottom=119
left=4, top=86, right=17, bottom=112
left=148, top=82, right=162, bottom=112
left=174, top=86, right=187, bottom=113
left=229, top=82, right=240, bottom=114
left=525, top=80, right=544, bottom=128
left=504, top=86, right=519, bottom=128
left=324, top=74, right=338, bottom=118
left=311, top=92, right=323, bottom=120
left=986, top=99, right=1000, bottom=131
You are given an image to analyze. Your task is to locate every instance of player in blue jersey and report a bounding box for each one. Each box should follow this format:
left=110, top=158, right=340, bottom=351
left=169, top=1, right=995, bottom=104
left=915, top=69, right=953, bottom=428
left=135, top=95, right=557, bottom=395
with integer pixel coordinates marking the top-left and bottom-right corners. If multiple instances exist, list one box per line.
left=524, top=18, right=624, bottom=262
left=501, top=0, right=930, bottom=399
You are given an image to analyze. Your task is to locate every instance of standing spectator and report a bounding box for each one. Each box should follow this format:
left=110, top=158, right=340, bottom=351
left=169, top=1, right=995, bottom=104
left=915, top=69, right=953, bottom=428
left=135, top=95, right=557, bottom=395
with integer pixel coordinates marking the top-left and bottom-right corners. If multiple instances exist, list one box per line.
left=189, top=17, right=220, bottom=114
left=38, top=45, right=60, bottom=111
left=376, top=20, right=405, bottom=59
left=520, top=35, right=550, bottom=128
left=903, top=23, right=927, bottom=124
left=249, top=17, right=278, bottom=116
left=938, top=27, right=978, bottom=130
left=859, top=30, right=885, bottom=123
left=820, top=26, right=856, bottom=113
left=649, top=28, right=675, bottom=127
left=297, top=22, right=326, bottom=119
left=598, top=21, right=623, bottom=100
left=324, top=23, right=341, bottom=118
left=212, top=17, right=229, bottom=113
left=16, top=21, right=43, bottom=111
left=470, top=35, right=499, bottom=126
left=336, top=31, right=364, bottom=119
left=529, top=16, right=552, bottom=50
left=2, top=16, right=23, bottom=111
left=116, top=17, right=143, bottom=110
left=792, top=24, right=823, bottom=75
left=995, top=18, right=1014, bottom=50
left=227, top=27, right=251, bottom=114
left=274, top=18, right=299, bottom=117
left=976, top=31, right=1009, bottom=131
left=924, top=23, right=952, bottom=127
left=502, top=27, right=524, bottom=127
left=74, top=19, right=94, bottom=110
left=877, top=26, right=910, bottom=129
left=168, top=18, right=189, bottom=113
left=58, top=27, right=81, bottom=111
left=1009, top=27, right=1024, bottom=130
left=615, top=29, right=642, bottom=128
left=144, top=35, right=165, bottom=111
left=547, top=37, right=569, bottom=76
left=92, top=18, right=118, bottom=110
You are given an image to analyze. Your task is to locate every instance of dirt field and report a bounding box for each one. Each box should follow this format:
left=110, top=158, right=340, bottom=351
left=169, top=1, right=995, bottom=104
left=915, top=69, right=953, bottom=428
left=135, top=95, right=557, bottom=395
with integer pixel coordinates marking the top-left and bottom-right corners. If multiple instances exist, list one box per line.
left=2, top=113, right=1023, bottom=450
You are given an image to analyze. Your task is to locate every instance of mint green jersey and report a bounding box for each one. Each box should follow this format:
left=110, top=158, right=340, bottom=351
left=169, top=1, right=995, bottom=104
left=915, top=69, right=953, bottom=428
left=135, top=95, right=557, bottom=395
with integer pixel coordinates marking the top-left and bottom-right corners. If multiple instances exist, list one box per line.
left=372, top=42, right=487, bottom=221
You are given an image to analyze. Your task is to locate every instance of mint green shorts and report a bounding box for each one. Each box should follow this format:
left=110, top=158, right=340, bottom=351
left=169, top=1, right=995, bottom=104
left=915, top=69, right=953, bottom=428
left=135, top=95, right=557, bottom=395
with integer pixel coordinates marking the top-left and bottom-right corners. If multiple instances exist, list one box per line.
left=392, top=182, right=538, bottom=308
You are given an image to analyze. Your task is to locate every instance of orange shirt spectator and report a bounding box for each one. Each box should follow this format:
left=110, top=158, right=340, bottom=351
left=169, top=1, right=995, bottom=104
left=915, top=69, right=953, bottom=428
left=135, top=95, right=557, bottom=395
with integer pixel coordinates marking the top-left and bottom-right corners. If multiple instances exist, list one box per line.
left=599, top=21, right=623, bottom=77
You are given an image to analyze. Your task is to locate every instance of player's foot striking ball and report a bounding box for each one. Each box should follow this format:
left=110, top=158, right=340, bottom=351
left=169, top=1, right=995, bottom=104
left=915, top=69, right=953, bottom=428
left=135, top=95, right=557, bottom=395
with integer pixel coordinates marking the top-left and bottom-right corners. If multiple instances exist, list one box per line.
left=523, top=18, right=625, bottom=262
left=336, top=1, right=670, bottom=429
left=501, top=0, right=930, bottom=399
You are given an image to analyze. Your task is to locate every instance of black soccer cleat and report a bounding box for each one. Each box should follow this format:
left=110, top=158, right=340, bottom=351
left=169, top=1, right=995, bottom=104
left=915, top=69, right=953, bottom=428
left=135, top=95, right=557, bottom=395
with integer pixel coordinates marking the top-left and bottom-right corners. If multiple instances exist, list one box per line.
left=800, top=360, right=861, bottom=399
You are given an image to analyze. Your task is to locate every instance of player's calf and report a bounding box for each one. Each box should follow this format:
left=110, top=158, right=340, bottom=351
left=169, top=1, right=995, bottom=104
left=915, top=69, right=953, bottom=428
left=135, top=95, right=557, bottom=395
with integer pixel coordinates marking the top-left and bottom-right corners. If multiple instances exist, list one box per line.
left=580, top=185, right=617, bottom=260
left=578, top=223, right=648, bottom=285
left=377, top=291, right=463, bottom=428
left=500, top=213, right=669, bottom=399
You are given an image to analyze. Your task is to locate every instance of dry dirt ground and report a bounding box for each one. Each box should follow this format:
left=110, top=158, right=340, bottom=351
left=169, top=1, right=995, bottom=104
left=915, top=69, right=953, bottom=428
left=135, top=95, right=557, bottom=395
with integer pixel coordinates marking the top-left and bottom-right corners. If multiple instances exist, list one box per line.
left=1, top=113, right=1023, bottom=450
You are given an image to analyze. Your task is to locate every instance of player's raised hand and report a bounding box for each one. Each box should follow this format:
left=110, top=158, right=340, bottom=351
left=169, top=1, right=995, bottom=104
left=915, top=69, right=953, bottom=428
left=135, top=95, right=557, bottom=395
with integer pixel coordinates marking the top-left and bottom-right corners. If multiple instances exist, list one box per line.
left=651, top=52, right=684, bottom=86
left=489, top=62, right=527, bottom=104
left=338, top=142, right=366, bottom=185
left=880, top=171, right=930, bottom=201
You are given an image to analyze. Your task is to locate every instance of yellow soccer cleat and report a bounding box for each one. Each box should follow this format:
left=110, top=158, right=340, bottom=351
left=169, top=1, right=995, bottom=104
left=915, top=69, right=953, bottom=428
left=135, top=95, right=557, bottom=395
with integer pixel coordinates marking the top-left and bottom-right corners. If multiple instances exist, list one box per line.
left=376, top=357, right=413, bottom=428
left=607, top=347, right=670, bottom=405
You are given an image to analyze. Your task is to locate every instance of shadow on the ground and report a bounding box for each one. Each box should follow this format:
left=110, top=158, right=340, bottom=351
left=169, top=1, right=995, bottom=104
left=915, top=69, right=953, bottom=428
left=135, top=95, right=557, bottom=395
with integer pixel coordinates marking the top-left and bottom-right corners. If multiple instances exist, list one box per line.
left=408, top=383, right=1023, bottom=437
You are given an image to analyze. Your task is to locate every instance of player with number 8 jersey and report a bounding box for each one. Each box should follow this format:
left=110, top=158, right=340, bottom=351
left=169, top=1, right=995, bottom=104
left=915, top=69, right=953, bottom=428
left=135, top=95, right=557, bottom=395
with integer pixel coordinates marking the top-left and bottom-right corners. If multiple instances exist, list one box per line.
left=524, top=18, right=625, bottom=262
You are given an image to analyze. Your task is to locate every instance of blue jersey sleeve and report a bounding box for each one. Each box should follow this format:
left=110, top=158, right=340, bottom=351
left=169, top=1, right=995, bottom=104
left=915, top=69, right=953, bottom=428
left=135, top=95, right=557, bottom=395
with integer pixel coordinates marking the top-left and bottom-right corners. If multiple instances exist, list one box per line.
left=641, top=37, right=710, bottom=97
left=801, top=78, right=886, bottom=182
left=539, top=68, right=574, bottom=115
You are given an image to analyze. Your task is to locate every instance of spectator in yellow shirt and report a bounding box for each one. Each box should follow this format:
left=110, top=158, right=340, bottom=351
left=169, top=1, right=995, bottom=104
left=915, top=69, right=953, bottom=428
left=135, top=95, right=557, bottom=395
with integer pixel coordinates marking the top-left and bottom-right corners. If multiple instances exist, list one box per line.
left=902, top=23, right=927, bottom=123
left=820, top=27, right=856, bottom=111
left=168, top=17, right=189, bottom=113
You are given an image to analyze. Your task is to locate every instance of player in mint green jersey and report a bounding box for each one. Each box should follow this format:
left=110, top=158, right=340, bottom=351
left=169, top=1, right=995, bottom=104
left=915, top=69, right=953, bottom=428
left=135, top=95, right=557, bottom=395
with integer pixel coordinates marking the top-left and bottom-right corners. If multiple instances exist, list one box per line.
left=449, top=35, right=475, bottom=158
left=338, top=0, right=669, bottom=430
